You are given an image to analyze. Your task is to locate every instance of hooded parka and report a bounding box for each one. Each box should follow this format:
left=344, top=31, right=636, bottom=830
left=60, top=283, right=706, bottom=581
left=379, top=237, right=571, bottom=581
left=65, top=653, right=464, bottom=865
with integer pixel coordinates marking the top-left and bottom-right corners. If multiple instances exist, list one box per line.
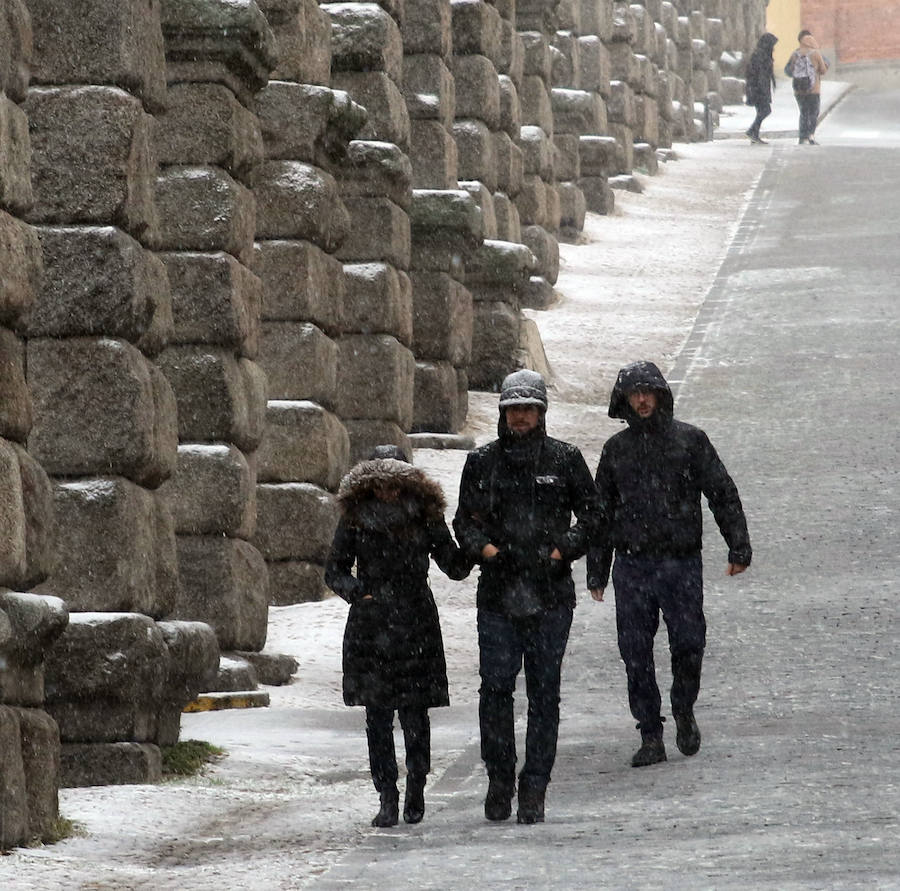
left=587, top=361, right=752, bottom=589
left=745, top=33, right=778, bottom=107
left=325, top=458, right=470, bottom=709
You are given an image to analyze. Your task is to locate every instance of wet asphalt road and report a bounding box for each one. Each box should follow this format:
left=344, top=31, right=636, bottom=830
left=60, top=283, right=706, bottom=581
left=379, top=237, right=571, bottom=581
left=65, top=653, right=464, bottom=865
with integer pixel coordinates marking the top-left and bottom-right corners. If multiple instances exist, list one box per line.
left=314, top=87, right=900, bottom=889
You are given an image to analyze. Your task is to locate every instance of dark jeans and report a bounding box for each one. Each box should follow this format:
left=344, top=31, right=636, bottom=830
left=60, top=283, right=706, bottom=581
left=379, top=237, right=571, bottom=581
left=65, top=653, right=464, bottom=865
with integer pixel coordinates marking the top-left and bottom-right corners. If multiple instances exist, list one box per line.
left=748, top=101, right=771, bottom=138
left=613, top=554, right=706, bottom=739
left=365, top=705, right=430, bottom=792
left=796, top=92, right=821, bottom=140
left=477, top=604, right=573, bottom=791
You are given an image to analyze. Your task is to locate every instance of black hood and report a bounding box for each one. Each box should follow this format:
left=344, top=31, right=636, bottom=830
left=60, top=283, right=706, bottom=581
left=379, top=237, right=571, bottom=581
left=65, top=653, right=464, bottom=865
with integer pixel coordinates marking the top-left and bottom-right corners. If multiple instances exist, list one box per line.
left=608, top=360, right=674, bottom=425
left=756, top=32, right=778, bottom=53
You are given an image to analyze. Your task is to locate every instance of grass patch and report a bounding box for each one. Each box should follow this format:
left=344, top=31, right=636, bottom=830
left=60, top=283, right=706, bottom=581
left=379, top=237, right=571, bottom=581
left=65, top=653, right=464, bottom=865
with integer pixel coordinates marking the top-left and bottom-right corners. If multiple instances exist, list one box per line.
left=161, top=739, right=225, bottom=778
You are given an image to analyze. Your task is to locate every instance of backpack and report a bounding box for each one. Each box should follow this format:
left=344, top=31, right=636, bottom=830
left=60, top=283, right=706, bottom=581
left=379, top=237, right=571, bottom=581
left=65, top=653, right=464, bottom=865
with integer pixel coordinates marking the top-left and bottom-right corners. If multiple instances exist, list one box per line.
left=789, top=52, right=816, bottom=93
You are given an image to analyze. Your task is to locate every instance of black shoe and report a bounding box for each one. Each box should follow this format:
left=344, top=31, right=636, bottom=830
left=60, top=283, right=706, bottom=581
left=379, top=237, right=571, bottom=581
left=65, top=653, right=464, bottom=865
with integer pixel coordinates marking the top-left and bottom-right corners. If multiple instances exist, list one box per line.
left=516, top=782, right=545, bottom=825
left=674, top=711, right=701, bottom=756
left=747, top=132, right=765, bottom=144
left=484, top=778, right=514, bottom=821
left=403, top=776, right=426, bottom=824
left=807, top=137, right=819, bottom=145
left=371, top=786, right=399, bottom=827
left=631, top=737, right=667, bottom=767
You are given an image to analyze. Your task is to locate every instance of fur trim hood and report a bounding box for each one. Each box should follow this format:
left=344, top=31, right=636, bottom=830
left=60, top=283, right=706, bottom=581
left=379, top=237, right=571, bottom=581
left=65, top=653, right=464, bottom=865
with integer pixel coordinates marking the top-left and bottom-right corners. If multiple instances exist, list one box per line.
left=337, top=458, right=447, bottom=525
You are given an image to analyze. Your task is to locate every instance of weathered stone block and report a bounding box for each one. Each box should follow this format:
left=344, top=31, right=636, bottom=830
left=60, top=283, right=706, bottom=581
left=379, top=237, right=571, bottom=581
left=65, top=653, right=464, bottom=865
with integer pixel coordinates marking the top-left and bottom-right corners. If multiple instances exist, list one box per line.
left=24, top=87, right=159, bottom=245
left=577, top=36, right=611, bottom=96
left=331, top=71, right=410, bottom=151
left=401, top=0, right=451, bottom=56
left=155, top=166, right=255, bottom=265
left=0, top=326, right=29, bottom=442
left=342, top=419, right=410, bottom=465
left=253, top=161, right=348, bottom=251
left=28, top=337, right=177, bottom=486
left=552, top=87, right=604, bottom=134
left=253, top=239, right=344, bottom=333
left=15, top=707, right=60, bottom=841
left=635, top=95, right=660, bottom=146
left=60, top=742, right=161, bottom=788
left=0, top=210, right=42, bottom=328
left=515, top=174, right=548, bottom=227
left=257, top=401, right=349, bottom=490
left=458, top=181, right=497, bottom=240
left=336, top=334, right=415, bottom=428
left=451, top=54, right=501, bottom=130
left=551, top=31, right=579, bottom=89
left=519, top=125, right=554, bottom=179
left=0, top=94, right=32, bottom=215
left=579, top=134, right=618, bottom=176
left=343, top=263, right=413, bottom=345
left=340, top=140, right=413, bottom=210
left=24, top=226, right=167, bottom=346
left=160, top=444, right=256, bottom=538
left=258, top=321, right=338, bottom=406
left=257, top=81, right=365, bottom=167
left=520, top=275, right=556, bottom=310
left=260, top=0, right=333, bottom=86
left=451, top=0, right=501, bottom=60
left=451, top=120, right=497, bottom=192
left=255, top=482, right=338, bottom=562
left=409, top=120, right=459, bottom=190
left=163, top=250, right=260, bottom=358
left=175, top=536, right=269, bottom=652
left=557, top=181, right=587, bottom=232
left=493, top=192, right=521, bottom=243
left=466, top=239, right=535, bottom=289
left=497, top=20, right=524, bottom=85
left=156, top=346, right=267, bottom=453
left=403, top=55, right=455, bottom=127
left=520, top=76, right=554, bottom=133
left=410, top=271, right=472, bottom=365
left=7, top=444, right=57, bottom=589
left=325, top=2, right=404, bottom=82
left=520, top=31, right=552, bottom=82
left=493, top=132, right=524, bottom=199
left=0, top=706, right=27, bottom=847
left=608, top=80, right=636, bottom=126
left=469, top=300, right=520, bottom=391
left=413, top=360, right=464, bottom=433
left=521, top=225, right=559, bottom=283
left=336, top=197, right=411, bottom=269
left=553, top=133, right=580, bottom=182
left=267, top=560, right=330, bottom=605
left=28, top=0, right=166, bottom=112
left=155, top=83, right=263, bottom=180
left=498, top=75, right=521, bottom=139
left=608, top=121, right=635, bottom=175
left=0, top=0, right=31, bottom=103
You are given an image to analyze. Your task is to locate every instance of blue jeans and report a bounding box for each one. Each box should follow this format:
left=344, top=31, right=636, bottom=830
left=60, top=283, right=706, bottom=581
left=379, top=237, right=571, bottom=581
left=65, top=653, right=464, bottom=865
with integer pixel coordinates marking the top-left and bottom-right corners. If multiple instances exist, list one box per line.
left=477, top=605, right=573, bottom=790
left=613, top=554, right=706, bottom=739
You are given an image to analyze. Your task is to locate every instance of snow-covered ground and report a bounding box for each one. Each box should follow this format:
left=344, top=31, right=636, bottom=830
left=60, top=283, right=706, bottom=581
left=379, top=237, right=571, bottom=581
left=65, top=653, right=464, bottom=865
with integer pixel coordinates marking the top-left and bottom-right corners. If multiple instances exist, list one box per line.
left=4, top=139, right=771, bottom=889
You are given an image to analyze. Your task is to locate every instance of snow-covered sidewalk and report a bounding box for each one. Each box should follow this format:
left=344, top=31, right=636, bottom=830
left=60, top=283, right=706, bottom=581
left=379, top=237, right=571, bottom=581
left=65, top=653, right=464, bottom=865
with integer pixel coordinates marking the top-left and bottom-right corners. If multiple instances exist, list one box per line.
left=4, top=139, right=772, bottom=890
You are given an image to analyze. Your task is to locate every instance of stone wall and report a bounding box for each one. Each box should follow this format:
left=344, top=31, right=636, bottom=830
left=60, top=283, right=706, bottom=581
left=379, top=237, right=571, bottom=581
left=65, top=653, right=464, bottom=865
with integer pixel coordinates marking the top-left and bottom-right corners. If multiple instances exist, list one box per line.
left=0, top=0, right=766, bottom=833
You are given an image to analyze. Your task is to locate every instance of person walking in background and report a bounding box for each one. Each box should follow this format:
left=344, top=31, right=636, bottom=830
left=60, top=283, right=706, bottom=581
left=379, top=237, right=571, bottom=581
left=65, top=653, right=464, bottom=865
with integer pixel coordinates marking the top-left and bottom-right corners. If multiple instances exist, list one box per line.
left=454, top=370, right=602, bottom=824
left=786, top=29, right=830, bottom=145
left=587, top=361, right=751, bottom=768
left=745, top=32, right=778, bottom=144
left=325, top=446, right=470, bottom=828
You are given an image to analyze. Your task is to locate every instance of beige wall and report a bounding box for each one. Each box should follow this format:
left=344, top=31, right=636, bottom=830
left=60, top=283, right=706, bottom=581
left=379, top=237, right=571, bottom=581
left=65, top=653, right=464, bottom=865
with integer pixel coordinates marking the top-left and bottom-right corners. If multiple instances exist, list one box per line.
left=766, top=0, right=803, bottom=74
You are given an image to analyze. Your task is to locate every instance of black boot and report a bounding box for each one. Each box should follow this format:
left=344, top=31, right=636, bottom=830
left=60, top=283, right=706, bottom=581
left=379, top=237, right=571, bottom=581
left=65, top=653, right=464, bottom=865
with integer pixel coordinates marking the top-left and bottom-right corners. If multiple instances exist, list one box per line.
left=516, top=780, right=545, bottom=825
left=674, top=710, right=701, bottom=756
left=371, top=785, right=399, bottom=828
left=631, top=735, right=667, bottom=767
left=403, top=775, right=426, bottom=824
left=484, top=778, right=514, bottom=821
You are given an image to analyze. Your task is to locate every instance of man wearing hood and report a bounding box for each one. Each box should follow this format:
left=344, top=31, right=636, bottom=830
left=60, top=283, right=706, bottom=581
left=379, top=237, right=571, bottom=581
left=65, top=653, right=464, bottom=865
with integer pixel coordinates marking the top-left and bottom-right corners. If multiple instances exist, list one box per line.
left=454, top=370, right=602, bottom=824
left=786, top=29, right=830, bottom=145
left=587, top=361, right=751, bottom=768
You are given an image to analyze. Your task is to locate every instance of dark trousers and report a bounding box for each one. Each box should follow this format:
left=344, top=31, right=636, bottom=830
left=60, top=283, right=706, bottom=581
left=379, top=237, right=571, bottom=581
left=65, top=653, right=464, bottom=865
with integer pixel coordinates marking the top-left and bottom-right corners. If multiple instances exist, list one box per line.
left=748, top=101, right=771, bottom=138
left=477, top=604, right=573, bottom=791
left=796, top=92, right=821, bottom=140
left=365, top=705, right=430, bottom=792
left=612, top=554, right=706, bottom=739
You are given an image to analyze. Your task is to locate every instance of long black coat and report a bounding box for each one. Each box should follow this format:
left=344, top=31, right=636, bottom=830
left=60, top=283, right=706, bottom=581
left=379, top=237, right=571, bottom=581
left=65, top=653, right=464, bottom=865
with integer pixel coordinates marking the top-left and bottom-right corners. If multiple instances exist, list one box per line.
left=325, top=458, right=470, bottom=709
left=454, top=417, right=602, bottom=614
left=586, top=361, right=752, bottom=589
left=745, top=33, right=778, bottom=107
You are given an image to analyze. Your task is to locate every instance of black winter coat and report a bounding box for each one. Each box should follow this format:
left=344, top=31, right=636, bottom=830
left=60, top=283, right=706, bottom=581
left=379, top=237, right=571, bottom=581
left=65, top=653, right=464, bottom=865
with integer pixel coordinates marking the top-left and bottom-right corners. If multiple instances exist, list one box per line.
left=587, top=361, right=752, bottom=589
left=745, top=33, right=778, bottom=107
left=325, top=458, right=470, bottom=709
left=454, top=418, right=603, bottom=614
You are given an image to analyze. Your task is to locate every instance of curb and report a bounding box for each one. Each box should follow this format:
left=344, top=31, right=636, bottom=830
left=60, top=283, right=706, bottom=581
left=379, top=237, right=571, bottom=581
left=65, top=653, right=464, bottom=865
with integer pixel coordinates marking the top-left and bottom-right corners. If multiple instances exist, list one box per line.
left=184, top=690, right=271, bottom=712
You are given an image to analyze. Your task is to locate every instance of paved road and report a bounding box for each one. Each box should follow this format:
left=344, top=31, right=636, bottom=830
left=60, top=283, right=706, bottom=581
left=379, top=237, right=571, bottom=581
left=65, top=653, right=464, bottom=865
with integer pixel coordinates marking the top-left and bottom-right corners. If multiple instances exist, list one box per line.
left=314, top=88, right=900, bottom=889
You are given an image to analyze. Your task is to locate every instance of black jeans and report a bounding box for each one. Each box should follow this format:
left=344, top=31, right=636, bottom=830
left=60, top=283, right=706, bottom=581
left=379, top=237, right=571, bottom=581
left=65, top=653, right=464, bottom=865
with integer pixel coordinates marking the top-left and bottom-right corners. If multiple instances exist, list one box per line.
left=748, top=101, right=771, bottom=138
left=796, top=92, right=821, bottom=140
left=365, top=705, right=430, bottom=792
left=613, top=554, right=706, bottom=739
left=477, top=604, right=573, bottom=791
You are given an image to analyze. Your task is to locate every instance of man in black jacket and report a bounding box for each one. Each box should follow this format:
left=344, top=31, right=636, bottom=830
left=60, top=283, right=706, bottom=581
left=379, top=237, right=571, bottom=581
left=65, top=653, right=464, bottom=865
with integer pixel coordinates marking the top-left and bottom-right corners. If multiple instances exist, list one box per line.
left=587, top=361, right=751, bottom=767
left=455, top=370, right=602, bottom=824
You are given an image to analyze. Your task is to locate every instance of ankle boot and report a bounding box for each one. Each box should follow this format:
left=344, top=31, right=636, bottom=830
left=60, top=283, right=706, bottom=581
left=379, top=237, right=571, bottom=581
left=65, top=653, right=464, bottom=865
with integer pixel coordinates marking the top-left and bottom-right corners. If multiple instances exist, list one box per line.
left=631, top=735, right=667, bottom=768
left=484, top=778, right=514, bottom=821
left=403, top=775, right=426, bottom=824
left=516, top=781, right=545, bottom=824
left=371, top=785, right=399, bottom=827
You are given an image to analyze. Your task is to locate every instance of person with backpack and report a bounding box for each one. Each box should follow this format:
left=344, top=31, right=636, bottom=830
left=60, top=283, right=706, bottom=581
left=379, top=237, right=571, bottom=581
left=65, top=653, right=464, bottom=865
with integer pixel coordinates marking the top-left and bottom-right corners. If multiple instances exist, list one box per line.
left=325, top=445, right=471, bottom=828
left=786, top=29, right=830, bottom=145
left=744, top=33, right=778, bottom=144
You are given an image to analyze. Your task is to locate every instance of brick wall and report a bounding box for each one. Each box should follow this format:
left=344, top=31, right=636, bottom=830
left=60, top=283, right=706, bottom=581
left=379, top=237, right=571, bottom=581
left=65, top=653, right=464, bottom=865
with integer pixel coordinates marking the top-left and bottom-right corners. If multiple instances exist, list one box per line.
left=802, top=0, right=900, bottom=65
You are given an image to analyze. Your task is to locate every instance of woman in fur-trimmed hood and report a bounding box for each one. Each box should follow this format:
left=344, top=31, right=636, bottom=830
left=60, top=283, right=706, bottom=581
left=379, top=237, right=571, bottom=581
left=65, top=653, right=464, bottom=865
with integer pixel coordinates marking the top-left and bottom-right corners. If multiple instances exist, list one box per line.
left=325, top=446, right=470, bottom=829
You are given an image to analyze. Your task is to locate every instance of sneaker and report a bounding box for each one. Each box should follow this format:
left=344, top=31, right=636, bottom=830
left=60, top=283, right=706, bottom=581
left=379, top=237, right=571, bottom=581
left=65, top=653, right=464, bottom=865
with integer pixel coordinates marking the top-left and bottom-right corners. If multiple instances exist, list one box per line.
left=631, top=737, right=667, bottom=767
left=674, top=711, right=701, bottom=756
left=516, top=781, right=546, bottom=825
left=484, top=779, right=514, bottom=821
